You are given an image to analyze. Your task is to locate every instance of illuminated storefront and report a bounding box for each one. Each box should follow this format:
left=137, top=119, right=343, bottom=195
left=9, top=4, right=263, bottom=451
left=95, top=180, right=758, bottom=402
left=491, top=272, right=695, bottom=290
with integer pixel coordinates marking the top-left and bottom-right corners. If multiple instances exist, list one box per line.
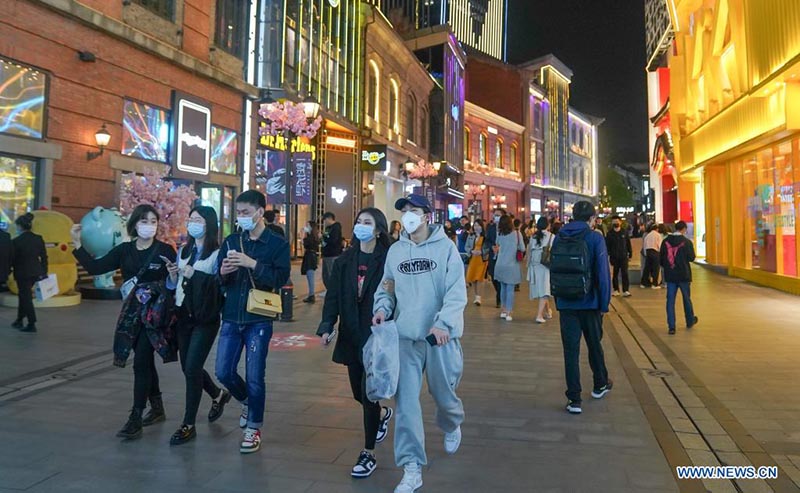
left=669, top=0, right=800, bottom=294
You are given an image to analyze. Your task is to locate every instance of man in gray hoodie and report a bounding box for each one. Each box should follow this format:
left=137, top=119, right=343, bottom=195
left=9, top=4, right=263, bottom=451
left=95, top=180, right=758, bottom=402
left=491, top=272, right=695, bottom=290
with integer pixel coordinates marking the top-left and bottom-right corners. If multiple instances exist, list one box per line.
left=372, top=194, right=467, bottom=493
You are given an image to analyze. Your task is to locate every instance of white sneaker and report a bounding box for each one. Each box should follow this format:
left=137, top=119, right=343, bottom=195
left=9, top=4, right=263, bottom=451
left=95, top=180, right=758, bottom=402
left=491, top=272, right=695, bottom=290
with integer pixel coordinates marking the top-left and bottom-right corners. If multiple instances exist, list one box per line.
left=500, top=312, right=508, bottom=319
left=544, top=309, right=553, bottom=320
left=652, top=285, right=662, bottom=290
left=612, top=291, right=621, bottom=297
left=394, top=463, right=423, bottom=493
left=444, top=426, right=462, bottom=455
left=622, top=291, right=632, bottom=297
left=473, top=295, right=482, bottom=306
left=239, top=405, right=248, bottom=428
left=504, top=315, right=513, bottom=322
left=535, top=317, right=546, bottom=324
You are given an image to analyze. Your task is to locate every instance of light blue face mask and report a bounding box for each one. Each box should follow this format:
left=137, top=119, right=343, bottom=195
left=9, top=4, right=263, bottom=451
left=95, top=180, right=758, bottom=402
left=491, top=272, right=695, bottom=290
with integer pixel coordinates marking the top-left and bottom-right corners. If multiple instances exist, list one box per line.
left=237, top=216, right=255, bottom=231
left=353, top=223, right=375, bottom=242
left=187, top=222, right=205, bottom=239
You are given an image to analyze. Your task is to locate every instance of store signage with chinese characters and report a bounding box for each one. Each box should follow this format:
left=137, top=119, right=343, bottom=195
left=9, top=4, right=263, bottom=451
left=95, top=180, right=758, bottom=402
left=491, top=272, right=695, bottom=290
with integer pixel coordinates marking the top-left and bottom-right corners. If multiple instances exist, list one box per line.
left=360, top=144, right=387, bottom=171
left=293, top=153, right=312, bottom=205
left=171, top=91, right=211, bottom=177
left=258, top=122, right=317, bottom=159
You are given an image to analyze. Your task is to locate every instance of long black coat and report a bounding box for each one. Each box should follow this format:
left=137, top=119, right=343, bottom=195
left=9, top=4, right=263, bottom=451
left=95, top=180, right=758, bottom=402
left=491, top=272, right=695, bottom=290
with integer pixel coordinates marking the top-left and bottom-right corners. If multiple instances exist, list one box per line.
left=12, top=231, right=47, bottom=280
left=0, top=230, right=12, bottom=284
left=316, top=243, right=388, bottom=366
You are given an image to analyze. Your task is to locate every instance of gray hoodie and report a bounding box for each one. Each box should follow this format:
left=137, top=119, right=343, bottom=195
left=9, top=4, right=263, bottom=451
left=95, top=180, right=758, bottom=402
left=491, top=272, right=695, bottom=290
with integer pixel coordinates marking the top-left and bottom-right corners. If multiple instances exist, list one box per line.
left=373, top=224, right=467, bottom=341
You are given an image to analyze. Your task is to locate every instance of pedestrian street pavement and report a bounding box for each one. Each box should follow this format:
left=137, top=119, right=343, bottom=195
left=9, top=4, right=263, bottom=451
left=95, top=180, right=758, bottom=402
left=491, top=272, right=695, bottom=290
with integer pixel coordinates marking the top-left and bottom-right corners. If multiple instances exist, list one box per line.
left=1, top=266, right=799, bottom=492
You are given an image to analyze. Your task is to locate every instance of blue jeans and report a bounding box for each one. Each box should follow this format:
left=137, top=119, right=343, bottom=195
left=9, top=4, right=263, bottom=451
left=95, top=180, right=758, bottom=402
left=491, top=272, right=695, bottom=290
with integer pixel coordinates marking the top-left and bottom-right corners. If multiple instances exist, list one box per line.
left=215, top=321, right=273, bottom=429
left=306, top=269, right=315, bottom=297
left=500, top=282, right=515, bottom=312
left=666, top=282, right=695, bottom=330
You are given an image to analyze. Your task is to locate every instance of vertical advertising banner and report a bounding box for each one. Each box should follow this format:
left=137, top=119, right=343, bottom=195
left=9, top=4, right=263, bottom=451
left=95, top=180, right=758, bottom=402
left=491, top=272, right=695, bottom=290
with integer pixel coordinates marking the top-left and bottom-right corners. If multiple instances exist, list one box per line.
left=265, top=150, right=287, bottom=204
left=293, top=152, right=313, bottom=205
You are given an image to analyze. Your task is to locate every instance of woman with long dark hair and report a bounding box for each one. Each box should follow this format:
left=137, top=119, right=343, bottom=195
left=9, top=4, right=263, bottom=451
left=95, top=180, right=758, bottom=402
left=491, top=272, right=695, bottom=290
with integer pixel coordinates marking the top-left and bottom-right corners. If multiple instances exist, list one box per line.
left=464, top=218, right=487, bottom=305
left=71, top=204, right=176, bottom=439
left=390, top=220, right=402, bottom=241
left=166, top=206, right=230, bottom=445
left=493, top=215, right=525, bottom=321
left=316, top=207, right=394, bottom=479
left=527, top=216, right=554, bottom=323
left=11, top=213, right=47, bottom=333
left=301, top=220, right=321, bottom=303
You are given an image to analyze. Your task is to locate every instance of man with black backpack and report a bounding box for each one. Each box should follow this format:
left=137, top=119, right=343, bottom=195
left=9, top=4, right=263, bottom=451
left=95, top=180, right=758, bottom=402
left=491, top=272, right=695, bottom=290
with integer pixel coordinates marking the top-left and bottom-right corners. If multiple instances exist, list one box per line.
left=550, top=201, right=612, bottom=415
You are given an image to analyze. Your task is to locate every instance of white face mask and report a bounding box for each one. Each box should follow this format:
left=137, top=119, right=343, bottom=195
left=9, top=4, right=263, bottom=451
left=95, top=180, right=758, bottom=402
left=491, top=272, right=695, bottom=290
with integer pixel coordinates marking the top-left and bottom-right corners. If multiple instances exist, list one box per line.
left=474, top=226, right=482, bottom=235
left=136, top=223, right=157, bottom=239
left=187, top=222, right=205, bottom=239
left=303, top=225, right=311, bottom=234
left=401, top=211, right=424, bottom=234
left=493, top=215, right=501, bottom=224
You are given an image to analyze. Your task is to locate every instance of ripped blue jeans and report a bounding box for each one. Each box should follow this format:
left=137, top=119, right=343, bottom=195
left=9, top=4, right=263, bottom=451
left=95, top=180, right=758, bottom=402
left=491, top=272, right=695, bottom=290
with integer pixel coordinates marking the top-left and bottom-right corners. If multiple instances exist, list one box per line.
left=215, top=321, right=273, bottom=429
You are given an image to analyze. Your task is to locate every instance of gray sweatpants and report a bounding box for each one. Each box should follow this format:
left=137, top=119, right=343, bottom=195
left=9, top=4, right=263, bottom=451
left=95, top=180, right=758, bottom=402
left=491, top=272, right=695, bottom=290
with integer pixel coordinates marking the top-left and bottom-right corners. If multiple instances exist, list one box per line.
left=394, top=338, right=465, bottom=467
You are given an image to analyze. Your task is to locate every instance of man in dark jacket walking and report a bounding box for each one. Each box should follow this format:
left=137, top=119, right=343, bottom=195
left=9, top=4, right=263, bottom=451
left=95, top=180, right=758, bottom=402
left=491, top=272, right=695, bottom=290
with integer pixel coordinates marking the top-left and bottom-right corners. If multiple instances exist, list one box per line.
left=551, top=201, right=612, bottom=414
left=660, top=221, right=698, bottom=335
left=605, top=216, right=633, bottom=297
left=321, top=212, right=344, bottom=290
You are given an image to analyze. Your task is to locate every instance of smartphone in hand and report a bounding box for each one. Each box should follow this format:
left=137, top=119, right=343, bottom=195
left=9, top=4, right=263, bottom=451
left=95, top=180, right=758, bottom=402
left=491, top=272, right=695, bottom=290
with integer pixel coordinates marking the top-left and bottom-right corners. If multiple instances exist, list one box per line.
left=159, top=255, right=174, bottom=266
left=325, top=330, right=337, bottom=344
left=425, top=334, right=438, bottom=346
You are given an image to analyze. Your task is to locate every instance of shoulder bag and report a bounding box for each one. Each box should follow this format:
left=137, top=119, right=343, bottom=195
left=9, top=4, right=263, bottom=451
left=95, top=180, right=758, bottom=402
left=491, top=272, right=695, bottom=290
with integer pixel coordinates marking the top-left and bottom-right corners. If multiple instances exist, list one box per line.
left=541, top=234, right=553, bottom=268
left=240, top=235, right=282, bottom=319
left=120, top=243, right=160, bottom=300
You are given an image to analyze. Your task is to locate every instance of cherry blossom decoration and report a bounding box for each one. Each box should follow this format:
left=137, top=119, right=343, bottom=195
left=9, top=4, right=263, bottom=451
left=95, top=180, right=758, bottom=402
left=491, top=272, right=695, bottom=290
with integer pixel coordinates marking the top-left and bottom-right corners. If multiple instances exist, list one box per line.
left=258, top=101, right=322, bottom=138
left=120, top=166, right=197, bottom=246
left=408, top=160, right=439, bottom=179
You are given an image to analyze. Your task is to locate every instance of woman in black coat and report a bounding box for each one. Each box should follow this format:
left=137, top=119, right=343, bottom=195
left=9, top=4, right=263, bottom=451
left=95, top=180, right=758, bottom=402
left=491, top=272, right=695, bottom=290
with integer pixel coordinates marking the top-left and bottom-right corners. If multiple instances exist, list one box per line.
left=71, top=204, right=176, bottom=440
left=11, top=213, right=47, bottom=332
left=301, top=221, right=320, bottom=303
left=317, top=207, right=393, bottom=479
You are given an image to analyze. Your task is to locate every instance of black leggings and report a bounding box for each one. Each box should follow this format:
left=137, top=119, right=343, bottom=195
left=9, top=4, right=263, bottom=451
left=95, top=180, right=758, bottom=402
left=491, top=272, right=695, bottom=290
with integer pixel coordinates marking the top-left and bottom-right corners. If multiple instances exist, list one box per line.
left=176, top=315, right=221, bottom=425
left=16, top=277, right=36, bottom=324
left=347, top=362, right=381, bottom=450
left=133, top=332, right=161, bottom=410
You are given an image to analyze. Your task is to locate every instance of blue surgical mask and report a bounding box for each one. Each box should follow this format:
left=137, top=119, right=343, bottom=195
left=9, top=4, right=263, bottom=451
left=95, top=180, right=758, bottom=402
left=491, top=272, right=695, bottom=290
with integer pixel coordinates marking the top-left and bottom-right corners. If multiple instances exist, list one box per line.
left=187, top=222, right=205, bottom=239
left=493, top=215, right=501, bottom=224
left=353, top=224, right=375, bottom=243
left=237, top=216, right=255, bottom=231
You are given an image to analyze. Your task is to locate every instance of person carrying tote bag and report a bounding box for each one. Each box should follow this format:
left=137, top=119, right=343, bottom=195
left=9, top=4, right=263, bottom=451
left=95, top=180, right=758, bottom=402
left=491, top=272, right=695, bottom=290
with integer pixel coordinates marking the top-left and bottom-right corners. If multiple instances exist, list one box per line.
left=527, top=216, right=554, bottom=324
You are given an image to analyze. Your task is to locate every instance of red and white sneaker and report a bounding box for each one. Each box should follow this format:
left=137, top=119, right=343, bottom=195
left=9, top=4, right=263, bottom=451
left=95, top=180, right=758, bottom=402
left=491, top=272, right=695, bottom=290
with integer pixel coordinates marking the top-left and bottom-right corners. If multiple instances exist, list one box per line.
left=240, top=427, right=261, bottom=454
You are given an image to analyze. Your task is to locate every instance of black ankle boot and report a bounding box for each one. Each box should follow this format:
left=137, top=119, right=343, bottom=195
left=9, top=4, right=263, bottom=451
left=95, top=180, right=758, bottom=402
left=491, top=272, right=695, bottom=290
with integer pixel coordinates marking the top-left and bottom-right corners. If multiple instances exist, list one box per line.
left=116, top=408, right=143, bottom=439
left=142, top=395, right=166, bottom=426
left=20, top=323, right=37, bottom=333
left=11, top=319, right=23, bottom=329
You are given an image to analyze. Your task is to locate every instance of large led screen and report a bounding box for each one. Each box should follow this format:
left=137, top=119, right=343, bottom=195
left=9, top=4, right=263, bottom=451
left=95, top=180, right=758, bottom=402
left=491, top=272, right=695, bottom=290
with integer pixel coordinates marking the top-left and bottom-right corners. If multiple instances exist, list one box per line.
left=122, top=100, right=169, bottom=162
left=210, top=126, right=238, bottom=175
left=0, top=58, right=46, bottom=139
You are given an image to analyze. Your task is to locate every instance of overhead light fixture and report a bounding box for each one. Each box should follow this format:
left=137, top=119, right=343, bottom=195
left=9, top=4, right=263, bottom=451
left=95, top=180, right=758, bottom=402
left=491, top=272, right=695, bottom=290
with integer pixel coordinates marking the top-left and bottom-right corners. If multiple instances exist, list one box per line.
left=87, top=123, right=111, bottom=161
left=302, top=94, right=321, bottom=120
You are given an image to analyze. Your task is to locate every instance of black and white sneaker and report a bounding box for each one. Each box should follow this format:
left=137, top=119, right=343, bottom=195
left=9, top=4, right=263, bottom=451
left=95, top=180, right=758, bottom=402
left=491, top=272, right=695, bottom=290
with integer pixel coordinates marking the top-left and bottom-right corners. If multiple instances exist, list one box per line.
left=376, top=407, right=393, bottom=443
left=566, top=401, right=582, bottom=414
left=591, top=379, right=613, bottom=399
left=351, top=450, right=377, bottom=478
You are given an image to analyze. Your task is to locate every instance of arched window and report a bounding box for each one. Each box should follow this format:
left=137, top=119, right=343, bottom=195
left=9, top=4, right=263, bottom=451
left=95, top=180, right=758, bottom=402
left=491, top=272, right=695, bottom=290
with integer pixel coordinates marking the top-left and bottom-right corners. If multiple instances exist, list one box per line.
left=389, top=79, right=399, bottom=133
left=368, top=61, right=379, bottom=122
left=479, top=133, right=488, bottom=165
left=510, top=143, right=518, bottom=172
left=406, top=92, right=417, bottom=143
left=579, top=128, right=585, bottom=150
left=571, top=123, right=577, bottom=146
left=495, top=138, right=503, bottom=169
left=464, top=127, right=471, bottom=161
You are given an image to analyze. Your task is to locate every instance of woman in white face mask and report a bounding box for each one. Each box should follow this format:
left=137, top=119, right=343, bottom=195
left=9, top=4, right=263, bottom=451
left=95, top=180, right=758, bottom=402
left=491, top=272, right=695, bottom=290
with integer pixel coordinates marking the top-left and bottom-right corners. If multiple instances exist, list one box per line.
left=464, top=219, right=488, bottom=306
left=71, top=204, right=177, bottom=440
left=317, top=208, right=395, bottom=479
left=165, top=206, right=230, bottom=445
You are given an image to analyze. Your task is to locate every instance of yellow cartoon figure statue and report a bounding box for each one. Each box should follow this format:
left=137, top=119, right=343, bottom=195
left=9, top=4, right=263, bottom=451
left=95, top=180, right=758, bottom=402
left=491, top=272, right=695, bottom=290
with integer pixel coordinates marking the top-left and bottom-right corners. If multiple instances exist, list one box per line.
left=5, top=210, right=81, bottom=308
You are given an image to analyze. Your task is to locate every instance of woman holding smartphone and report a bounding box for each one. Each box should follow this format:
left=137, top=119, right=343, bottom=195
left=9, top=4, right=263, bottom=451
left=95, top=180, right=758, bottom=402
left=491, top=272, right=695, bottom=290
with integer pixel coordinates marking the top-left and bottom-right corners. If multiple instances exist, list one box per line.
left=165, top=206, right=230, bottom=445
left=316, top=208, right=394, bottom=479
left=71, top=204, right=176, bottom=439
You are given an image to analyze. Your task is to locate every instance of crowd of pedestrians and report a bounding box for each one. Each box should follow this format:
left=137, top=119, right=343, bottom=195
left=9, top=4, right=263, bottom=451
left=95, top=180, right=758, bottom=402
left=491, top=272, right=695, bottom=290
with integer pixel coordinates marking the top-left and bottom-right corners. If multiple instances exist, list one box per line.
left=1, top=185, right=703, bottom=493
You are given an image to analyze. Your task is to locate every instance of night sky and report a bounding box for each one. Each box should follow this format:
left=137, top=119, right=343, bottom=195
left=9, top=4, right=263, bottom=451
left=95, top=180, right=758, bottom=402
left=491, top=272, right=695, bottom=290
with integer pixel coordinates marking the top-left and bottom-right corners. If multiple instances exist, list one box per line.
left=506, top=0, right=649, bottom=167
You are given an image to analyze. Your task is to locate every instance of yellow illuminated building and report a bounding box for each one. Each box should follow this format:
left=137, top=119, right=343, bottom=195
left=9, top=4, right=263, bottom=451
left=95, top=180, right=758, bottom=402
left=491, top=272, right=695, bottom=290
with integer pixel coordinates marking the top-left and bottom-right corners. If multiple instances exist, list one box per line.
left=669, top=0, right=800, bottom=294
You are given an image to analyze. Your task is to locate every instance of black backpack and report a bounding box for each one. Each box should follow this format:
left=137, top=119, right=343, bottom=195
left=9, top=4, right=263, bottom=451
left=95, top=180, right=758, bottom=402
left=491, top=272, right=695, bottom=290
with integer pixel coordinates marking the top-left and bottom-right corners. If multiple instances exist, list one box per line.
left=550, top=229, right=592, bottom=299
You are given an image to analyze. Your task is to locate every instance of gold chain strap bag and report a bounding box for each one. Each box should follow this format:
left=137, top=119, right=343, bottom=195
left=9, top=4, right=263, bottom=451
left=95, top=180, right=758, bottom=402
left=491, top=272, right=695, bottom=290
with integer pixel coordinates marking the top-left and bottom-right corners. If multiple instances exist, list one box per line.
left=240, top=235, right=282, bottom=318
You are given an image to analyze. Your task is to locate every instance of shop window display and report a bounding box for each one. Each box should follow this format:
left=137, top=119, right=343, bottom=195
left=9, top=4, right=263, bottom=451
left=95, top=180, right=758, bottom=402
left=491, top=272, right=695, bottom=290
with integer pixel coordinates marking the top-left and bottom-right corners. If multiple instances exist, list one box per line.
left=0, top=155, right=37, bottom=229
left=121, top=100, right=169, bottom=162
left=0, top=58, right=46, bottom=139
left=210, top=126, right=238, bottom=175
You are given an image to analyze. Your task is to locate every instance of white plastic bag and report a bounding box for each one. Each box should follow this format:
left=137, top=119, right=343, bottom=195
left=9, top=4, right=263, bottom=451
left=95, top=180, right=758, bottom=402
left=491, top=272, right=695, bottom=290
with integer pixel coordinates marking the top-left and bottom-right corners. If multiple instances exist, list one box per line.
left=35, top=274, right=59, bottom=302
left=363, top=321, right=400, bottom=402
